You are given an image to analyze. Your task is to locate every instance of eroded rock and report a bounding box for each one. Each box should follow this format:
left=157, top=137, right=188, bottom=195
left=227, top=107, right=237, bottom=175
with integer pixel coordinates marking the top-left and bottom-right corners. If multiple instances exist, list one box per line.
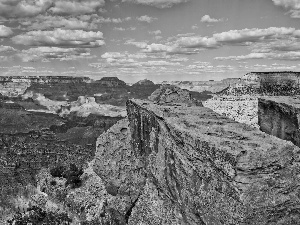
left=93, top=119, right=146, bottom=216
left=124, top=99, right=300, bottom=224
left=148, top=85, right=203, bottom=106
left=258, top=96, right=300, bottom=148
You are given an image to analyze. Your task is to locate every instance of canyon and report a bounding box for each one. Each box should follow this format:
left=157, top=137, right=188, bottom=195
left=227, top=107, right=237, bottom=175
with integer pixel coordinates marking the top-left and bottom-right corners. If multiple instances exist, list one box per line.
left=2, top=72, right=300, bottom=224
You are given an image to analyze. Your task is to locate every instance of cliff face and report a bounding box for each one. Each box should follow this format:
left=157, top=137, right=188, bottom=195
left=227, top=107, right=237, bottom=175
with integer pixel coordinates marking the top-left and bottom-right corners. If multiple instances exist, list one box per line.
left=258, top=96, right=300, bottom=148
left=94, top=99, right=300, bottom=224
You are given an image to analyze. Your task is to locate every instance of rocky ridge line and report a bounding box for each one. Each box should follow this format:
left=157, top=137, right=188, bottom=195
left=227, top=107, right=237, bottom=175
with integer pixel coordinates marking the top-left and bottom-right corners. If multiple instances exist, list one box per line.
left=92, top=98, right=300, bottom=224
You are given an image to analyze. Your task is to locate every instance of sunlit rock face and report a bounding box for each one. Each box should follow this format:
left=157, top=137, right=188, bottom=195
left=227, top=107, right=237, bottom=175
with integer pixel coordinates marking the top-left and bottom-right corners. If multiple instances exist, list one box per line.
left=92, top=98, right=300, bottom=224
left=203, top=96, right=259, bottom=128
left=258, top=96, right=300, bottom=148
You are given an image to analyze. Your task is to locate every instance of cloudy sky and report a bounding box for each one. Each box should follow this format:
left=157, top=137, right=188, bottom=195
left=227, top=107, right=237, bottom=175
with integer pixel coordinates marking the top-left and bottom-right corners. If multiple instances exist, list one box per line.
left=0, top=0, right=300, bottom=82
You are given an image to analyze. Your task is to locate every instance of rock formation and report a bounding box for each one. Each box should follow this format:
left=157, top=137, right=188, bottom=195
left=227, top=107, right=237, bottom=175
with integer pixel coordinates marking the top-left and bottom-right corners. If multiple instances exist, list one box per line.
left=204, top=72, right=300, bottom=129
left=92, top=98, right=300, bottom=224
left=94, top=77, right=127, bottom=87
left=132, top=79, right=155, bottom=86
left=148, top=84, right=203, bottom=106
left=258, top=96, right=300, bottom=148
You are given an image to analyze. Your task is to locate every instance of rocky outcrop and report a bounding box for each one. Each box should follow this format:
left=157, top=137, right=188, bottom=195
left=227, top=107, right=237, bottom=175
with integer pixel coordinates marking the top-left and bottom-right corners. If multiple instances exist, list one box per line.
left=258, top=96, right=300, bottom=148
left=93, top=119, right=145, bottom=218
left=132, top=79, right=155, bottom=86
left=94, top=99, right=300, bottom=224
left=148, top=85, right=203, bottom=106
left=95, top=77, right=127, bottom=87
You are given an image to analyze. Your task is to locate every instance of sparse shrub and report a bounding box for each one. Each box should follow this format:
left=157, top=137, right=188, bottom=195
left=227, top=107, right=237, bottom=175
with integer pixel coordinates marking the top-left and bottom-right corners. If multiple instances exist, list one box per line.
left=7, top=205, right=72, bottom=225
left=50, top=163, right=83, bottom=188
left=50, top=165, right=65, bottom=178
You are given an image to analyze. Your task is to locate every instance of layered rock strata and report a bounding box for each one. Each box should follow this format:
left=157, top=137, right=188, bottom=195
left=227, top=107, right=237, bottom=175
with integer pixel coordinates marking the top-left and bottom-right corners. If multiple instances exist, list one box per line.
left=95, top=99, right=300, bottom=224
left=258, top=96, right=300, bottom=147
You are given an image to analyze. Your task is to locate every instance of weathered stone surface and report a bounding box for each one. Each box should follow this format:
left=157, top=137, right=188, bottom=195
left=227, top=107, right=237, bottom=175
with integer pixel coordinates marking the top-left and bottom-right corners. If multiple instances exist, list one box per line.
left=128, top=179, right=182, bottom=225
left=124, top=99, right=300, bottom=225
left=258, top=96, right=300, bottom=148
left=204, top=96, right=259, bottom=128
left=148, top=85, right=203, bottom=106
left=93, top=119, right=146, bottom=215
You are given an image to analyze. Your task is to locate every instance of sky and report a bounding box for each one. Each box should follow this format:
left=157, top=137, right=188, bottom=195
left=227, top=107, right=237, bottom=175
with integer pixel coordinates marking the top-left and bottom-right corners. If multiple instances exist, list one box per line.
left=0, top=0, right=300, bottom=82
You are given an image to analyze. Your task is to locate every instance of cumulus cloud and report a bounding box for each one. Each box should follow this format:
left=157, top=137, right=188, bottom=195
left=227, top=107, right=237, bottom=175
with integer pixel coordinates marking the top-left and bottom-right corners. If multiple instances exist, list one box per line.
left=149, top=30, right=162, bottom=35
left=200, top=15, right=223, bottom=23
left=272, top=0, right=300, bottom=18
left=12, top=28, right=104, bottom=47
left=0, top=45, right=17, bottom=53
left=137, top=15, right=157, bottom=23
left=24, top=15, right=99, bottom=30
left=48, top=0, right=105, bottom=15
left=18, top=47, right=93, bottom=62
left=177, top=27, right=297, bottom=49
left=0, top=0, right=53, bottom=18
left=121, top=0, right=189, bottom=8
left=0, top=25, right=13, bottom=37
left=0, top=0, right=105, bottom=18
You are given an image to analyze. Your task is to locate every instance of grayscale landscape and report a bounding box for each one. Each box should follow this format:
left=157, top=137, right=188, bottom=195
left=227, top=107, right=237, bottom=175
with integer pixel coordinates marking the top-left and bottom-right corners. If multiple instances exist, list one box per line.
left=1, top=0, right=300, bottom=224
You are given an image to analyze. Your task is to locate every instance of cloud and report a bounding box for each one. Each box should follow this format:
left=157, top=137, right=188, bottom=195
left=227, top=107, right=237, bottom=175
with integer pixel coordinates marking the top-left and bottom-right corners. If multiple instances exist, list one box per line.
left=215, top=52, right=300, bottom=61
left=23, top=15, right=99, bottom=30
left=177, top=27, right=297, bottom=49
left=12, top=28, right=104, bottom=47
left=200, top=15, right=223, bottom=23
left=0, top=25, right=13, bottom=37
left=0, top=45, right=17, bottom=53
left=101, top=52, right=126, bottom=59
left=149, top=30, right=162, bottom=35
left=121, top=0, right=189, bottom=8
left=272, top=0, right=300, bottom=18
left=137, top=15, right=157, bottom=23
left=18, top=47, right=93, bottom=62
left=0, top=0, right=53, bottom=18
left=48, top=0, right=105, bottom=15
left=0, top=56, right=13, bottom=62
left=113, top=26, right=136, bottom=31
left=215, top=53, right=267, bottom=61
left=0, top=0, right=105, bottom=18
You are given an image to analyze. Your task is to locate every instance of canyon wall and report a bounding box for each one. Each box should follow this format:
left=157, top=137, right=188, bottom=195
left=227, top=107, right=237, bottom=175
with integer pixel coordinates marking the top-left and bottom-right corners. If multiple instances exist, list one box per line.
left=93, top=99, right=300, bottom=224
left=258, top=96, right=300, bottom=148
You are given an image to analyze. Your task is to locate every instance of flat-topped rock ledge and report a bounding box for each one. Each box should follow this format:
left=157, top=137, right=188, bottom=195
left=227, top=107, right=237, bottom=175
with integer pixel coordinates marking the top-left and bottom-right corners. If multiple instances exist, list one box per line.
left=259, top=96, right=300, bottom=148
left=124, top=99, right=300, bottom=224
